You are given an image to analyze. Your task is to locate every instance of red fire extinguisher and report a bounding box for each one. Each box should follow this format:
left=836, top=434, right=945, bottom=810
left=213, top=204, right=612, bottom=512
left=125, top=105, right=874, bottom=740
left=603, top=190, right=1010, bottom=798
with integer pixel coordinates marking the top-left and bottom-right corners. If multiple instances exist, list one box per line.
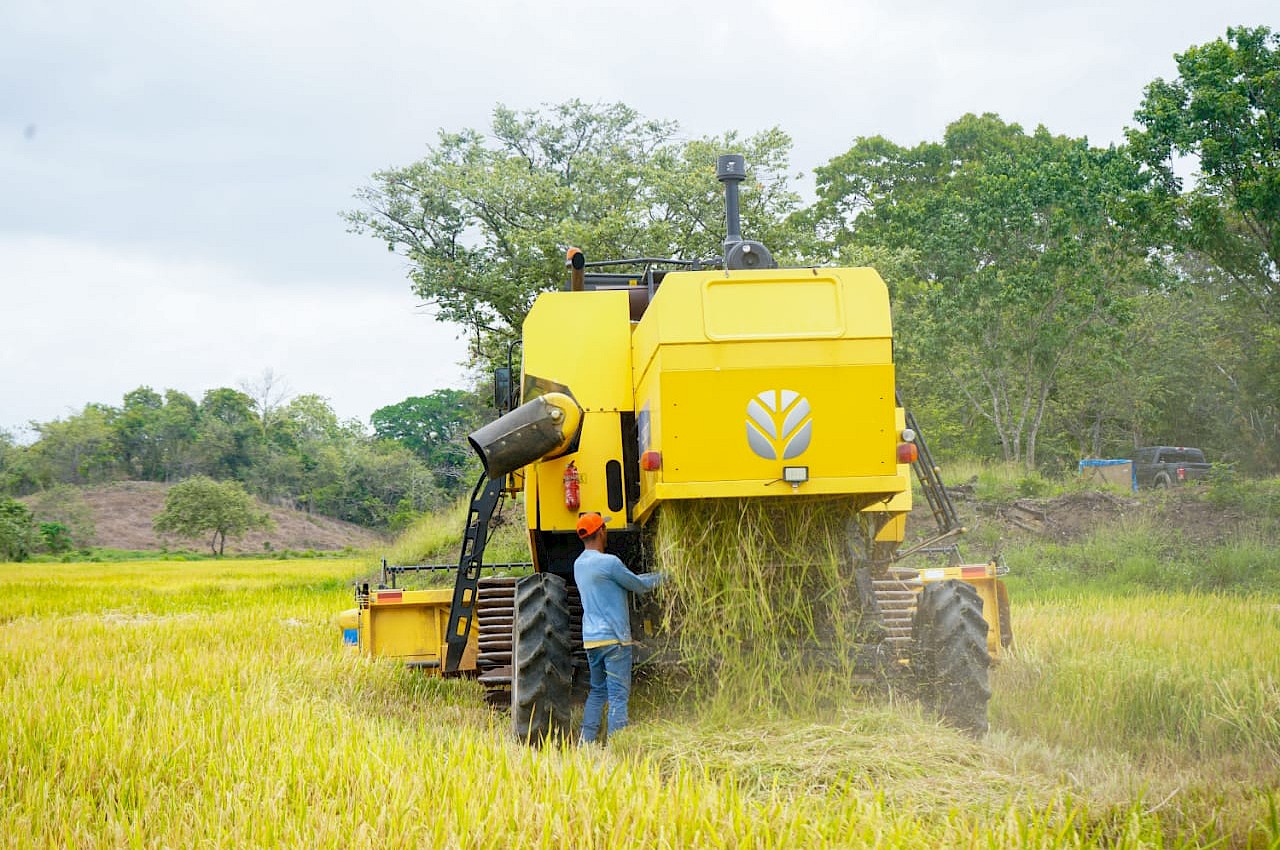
left=563, top=462, right=580, bottom=511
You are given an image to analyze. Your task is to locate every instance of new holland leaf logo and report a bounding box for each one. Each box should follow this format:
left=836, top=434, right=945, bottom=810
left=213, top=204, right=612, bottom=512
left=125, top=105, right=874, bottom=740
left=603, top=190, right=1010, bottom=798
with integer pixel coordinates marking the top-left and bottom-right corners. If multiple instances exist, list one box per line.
left=746, top=390, right=812, bottom=460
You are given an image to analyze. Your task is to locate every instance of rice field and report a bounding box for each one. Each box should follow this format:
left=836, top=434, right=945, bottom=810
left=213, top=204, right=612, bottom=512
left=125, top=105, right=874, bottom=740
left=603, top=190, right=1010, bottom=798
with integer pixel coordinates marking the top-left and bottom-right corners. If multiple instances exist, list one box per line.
left=2, top=557, right=1278, bottom=848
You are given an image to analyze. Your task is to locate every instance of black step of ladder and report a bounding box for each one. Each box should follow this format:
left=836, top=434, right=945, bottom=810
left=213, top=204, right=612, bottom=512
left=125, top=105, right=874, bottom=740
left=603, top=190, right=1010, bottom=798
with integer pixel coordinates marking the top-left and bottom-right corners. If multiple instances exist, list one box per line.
left=444, top=472, right=507, bottom=674
left=898, top=392, right=961, bottom=539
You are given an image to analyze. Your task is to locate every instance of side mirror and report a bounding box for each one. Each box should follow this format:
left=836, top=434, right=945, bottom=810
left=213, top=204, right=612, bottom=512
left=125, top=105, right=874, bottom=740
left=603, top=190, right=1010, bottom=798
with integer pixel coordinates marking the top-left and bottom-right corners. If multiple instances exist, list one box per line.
left=493, top=367, right=513, bottom=411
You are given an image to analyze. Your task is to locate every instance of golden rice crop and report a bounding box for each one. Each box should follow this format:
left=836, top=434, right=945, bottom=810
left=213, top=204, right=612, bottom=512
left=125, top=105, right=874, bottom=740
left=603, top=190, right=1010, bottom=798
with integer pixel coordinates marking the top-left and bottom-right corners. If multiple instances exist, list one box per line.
left=2, top=557, right=1278, bottom=847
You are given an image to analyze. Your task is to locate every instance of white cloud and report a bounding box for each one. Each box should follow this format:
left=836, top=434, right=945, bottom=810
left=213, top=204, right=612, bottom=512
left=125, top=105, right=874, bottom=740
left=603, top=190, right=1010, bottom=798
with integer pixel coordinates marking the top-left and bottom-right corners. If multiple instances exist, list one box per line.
left=0, top=234, right=470, bottom=432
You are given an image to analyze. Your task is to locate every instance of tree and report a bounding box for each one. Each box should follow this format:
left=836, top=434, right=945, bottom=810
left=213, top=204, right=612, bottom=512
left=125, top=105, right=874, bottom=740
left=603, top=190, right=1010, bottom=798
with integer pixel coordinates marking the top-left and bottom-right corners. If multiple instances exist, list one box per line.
left=0, top=429, right=36, bottom=496
left=30, top=404, right=121, bottom=486
left=156, top=390, right=200, bottom=481
left=1128, top=25, right=1279, bottom=315
left=346, top=100, right=804, bottom=357
left=193, top=388, right=261, bottom=480
left=1128, top=26, right=1280, bottom=471
left=307, top=440, right=440, bottom=527
left=0, top=497, right=34, bottom=562
left=153, top=476, right=274, bottom=556
left=371, top=389, right=485, bottom=495
left=117, top=386, right=165, bottom=480
left=813, top=115, right=1160, bottom=468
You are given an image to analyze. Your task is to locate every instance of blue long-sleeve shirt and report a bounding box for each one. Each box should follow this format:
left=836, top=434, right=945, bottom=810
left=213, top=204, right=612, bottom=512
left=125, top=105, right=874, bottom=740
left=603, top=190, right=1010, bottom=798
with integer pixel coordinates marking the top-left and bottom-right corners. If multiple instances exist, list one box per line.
left=573, top=549, right=663, bottom=645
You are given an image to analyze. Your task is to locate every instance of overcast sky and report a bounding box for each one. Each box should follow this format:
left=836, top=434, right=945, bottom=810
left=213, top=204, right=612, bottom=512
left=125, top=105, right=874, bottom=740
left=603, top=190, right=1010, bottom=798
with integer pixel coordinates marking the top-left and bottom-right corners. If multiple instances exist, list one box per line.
left=1, top=0, right=1273, bottom=437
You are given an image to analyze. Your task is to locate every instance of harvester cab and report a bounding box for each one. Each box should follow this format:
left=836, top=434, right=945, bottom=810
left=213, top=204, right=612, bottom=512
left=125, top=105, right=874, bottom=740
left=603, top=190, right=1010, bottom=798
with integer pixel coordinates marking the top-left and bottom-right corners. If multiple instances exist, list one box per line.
left=420, top=154, right=1009, bottom=739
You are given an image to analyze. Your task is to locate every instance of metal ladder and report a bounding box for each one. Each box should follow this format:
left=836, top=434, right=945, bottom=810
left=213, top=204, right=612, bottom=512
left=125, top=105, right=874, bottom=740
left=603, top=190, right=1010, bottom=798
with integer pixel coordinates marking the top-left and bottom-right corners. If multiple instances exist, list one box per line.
left=444, top=472, right=507, bottom=673
left=896, top=393, right=964, bottom=563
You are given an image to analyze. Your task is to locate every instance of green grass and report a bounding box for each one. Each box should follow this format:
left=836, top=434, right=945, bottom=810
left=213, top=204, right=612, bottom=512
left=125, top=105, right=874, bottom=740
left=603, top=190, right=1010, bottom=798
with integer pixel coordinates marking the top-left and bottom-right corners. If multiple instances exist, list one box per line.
left=383, top=495, right=530, bottom=572
left=931, top=458, right=1085, bottom=502
left=1003, top=520, right=1280, bottom=597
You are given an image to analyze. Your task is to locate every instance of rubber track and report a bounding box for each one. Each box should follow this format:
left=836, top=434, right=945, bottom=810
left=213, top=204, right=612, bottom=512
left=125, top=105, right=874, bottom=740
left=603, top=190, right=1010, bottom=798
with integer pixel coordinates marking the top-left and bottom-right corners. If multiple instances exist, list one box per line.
left=911, top=579, right=992, bottom=736
left=512, top=573, right=573, bottom=744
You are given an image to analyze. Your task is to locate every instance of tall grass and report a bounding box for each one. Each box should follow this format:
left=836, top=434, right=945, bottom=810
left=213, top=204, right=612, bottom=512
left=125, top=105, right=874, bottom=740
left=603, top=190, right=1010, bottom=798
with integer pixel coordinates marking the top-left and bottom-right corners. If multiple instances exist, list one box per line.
left=2, top=551, right=1278, bottom=845
left=653, top=498, right=868, bottom=715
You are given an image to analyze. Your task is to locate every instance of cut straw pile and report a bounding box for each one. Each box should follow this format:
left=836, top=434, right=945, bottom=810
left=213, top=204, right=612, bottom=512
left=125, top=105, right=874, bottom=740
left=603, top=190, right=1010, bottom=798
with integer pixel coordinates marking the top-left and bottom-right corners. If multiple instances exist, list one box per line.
left=652, top=497, right=872, bottom=715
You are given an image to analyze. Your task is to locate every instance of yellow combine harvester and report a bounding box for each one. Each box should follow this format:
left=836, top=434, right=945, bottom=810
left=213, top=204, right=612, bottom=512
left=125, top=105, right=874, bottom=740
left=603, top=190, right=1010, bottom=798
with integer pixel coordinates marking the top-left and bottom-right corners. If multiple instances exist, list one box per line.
left=358, top=154, right=1009, bottom=738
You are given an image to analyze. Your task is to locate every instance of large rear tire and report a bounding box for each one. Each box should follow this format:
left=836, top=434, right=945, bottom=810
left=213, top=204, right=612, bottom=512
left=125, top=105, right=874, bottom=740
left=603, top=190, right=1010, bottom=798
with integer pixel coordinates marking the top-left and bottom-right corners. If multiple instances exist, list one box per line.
left=512, top=573, right=573, bottom=744
left=911, top=579, right=992, bottom=736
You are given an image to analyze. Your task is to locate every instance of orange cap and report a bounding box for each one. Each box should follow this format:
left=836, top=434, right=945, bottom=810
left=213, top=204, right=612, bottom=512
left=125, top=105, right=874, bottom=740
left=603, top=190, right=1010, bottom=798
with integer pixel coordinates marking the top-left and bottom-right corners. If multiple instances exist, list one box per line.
left=575, top=512, right=612, bottom=539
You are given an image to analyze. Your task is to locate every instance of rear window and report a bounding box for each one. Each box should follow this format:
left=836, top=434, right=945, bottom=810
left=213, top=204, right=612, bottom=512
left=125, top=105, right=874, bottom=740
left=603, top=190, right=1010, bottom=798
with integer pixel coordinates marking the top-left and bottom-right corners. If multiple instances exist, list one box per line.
left=1161, top=449, right=1205, bottom=464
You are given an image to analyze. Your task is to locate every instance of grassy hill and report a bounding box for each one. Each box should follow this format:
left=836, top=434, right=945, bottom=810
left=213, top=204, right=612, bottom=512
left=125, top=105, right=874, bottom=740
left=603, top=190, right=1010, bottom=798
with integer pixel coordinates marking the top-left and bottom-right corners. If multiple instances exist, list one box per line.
left=21, top=481, right=383, bottom=556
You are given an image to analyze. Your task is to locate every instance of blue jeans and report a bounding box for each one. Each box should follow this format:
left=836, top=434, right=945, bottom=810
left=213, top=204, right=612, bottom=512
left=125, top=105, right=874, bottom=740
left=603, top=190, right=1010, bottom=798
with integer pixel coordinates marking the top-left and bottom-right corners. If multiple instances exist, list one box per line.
left=580, top=643, right=632, bottom=743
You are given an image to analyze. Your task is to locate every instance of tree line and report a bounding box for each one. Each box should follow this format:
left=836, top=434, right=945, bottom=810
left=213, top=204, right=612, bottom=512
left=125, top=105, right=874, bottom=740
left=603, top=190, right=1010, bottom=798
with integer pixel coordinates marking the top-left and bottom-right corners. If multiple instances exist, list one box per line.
left=348, top=26, right=1278, bottom=475
left=3, top=25, right=1274, bottom=558
left=0, top=381, right=489, bottom=549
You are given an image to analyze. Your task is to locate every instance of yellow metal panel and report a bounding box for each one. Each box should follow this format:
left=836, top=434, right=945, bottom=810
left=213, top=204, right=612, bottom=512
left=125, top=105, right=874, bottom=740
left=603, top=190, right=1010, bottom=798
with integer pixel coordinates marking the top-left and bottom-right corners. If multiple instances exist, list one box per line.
left=627, top=267, right=903, bottom=522
left=702, top=276, right=844, bottom=340
left=531, top=411, right=625, bottom=532
left=874, top=513, right=906, bottom=544
left=635, top=479, right=905, bottom=522
left=525, top=462, right=540, bottom=530
left=362, top=589, right=477, bottom=670
left=654, top=339, right=893, bottom=372
left=633, top=267, right=894, bottom=352
left=522, top=290, right=634, bottom=412
left=658, top=365, right=897, bottom=482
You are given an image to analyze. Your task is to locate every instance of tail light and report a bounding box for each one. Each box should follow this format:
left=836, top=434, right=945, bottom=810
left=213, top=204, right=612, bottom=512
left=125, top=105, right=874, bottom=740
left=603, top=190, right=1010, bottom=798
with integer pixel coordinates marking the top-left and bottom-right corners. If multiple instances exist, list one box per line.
left=897, top=442, right=918, bottom=464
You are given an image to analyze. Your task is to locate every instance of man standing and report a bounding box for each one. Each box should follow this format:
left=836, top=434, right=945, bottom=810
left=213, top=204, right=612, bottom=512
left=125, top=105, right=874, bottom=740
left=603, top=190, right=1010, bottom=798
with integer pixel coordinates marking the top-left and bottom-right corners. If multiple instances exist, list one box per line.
left=573, top=512, right=663, bottom=744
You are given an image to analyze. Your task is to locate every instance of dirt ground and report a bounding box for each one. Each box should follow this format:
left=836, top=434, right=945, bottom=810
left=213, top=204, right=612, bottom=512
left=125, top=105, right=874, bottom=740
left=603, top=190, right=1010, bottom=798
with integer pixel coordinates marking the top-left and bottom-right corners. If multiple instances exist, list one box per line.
left=23, top=481, right=383, bottom=554
left=938, top=487, right=1240, bottom=546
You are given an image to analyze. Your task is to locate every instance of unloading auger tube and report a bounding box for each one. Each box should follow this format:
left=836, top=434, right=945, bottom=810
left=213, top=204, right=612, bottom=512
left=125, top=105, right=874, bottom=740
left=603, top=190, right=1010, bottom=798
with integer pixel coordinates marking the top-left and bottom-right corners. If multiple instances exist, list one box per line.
left=468, top=392, right=583, bottom=479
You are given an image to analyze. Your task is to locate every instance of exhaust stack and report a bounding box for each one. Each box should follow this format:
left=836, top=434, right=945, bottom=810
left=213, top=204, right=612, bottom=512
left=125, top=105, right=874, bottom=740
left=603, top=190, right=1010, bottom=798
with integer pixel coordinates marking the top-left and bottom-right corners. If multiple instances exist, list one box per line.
left=716, top=154, right=777, bottom=271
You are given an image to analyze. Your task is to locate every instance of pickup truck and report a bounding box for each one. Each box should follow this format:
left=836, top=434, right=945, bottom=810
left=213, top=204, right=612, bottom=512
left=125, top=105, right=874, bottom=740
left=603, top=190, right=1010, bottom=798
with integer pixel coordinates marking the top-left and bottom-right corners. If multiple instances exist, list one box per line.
left=1131, top=446, right=1212, bottom=489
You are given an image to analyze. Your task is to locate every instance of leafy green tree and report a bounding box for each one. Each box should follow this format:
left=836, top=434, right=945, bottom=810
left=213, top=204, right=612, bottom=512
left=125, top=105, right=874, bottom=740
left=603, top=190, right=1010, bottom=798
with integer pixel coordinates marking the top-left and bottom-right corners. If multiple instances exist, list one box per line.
left=193, top=388, right=262, bottom=481
left=371, top=389, right=485, bottom=495
left=38, top=522, right=73, bottom=554
left=346, top=100, right=803, bottom=356
left=0, top=430, right=36, bottom=496
left=311, top=441, right=440, bottom=527
left=1128, top=25, right=1278, bottom=315
left=30, top=404, right=121, bottom=486
left=153, top=476, right=274, bottom=556
left=157, top=390, right=200, bottom=481
left=117, top=386, right=165, bottom=480
left=814, top=114, right=1159, bottom=468
left=1128, top=26, right=1280, bottom=471
left=0, top=497, right=34, bottom=561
